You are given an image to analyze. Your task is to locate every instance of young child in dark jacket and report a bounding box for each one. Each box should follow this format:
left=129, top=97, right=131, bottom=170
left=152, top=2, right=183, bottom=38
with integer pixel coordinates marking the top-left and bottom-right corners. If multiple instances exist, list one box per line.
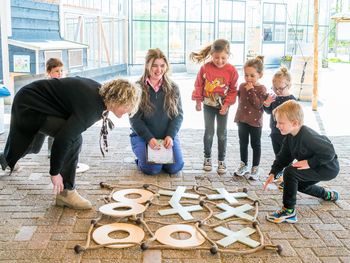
left=263, top=100, right=339, bottom=224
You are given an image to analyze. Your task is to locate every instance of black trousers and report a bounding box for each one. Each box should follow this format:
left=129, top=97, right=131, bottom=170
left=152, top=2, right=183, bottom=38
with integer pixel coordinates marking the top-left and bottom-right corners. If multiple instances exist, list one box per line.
left=283, top=159, right=339, bottom=209
left=26, top=116, right=82, bottom=190
left=270, top=133, right=285, bottom=156
left=237, top=122, right=262, bottom=166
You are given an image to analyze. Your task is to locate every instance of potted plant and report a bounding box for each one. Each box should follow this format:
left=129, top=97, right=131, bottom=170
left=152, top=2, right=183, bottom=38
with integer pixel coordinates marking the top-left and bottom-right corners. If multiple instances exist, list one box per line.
left=280, top=55, right=292, bottom=69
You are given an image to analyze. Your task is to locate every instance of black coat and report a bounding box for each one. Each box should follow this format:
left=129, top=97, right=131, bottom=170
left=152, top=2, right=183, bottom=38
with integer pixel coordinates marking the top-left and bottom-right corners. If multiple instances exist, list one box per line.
left=4, top=77, right=105, bottom=174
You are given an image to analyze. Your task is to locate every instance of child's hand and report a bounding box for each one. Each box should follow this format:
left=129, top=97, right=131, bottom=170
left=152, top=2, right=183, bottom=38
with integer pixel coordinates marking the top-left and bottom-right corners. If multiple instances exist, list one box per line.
left=263, top=174, right=274, bottom=190
left=292, top=160, right=310, bottom=170
left=264, top=93, right=276, bottom=106
left=219, top=104, right=229, bottom=115
left=195, top=101, right=202, bottom=111
left=245, top=82, right=254, bottom=91
left=163, top=136, right=173, bottom=149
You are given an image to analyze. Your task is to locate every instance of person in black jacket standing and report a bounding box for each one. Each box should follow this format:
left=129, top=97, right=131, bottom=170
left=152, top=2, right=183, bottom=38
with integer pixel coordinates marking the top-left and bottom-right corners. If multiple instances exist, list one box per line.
left=0, top=77, right=140, bottom=209
left=263, top=100, right=339, bottom=223
left=129, top=48, right=184, bottom=175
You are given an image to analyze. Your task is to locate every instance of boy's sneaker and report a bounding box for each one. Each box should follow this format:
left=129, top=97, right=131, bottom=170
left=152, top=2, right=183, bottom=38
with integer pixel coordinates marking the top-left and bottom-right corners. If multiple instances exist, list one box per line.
left=234, top=162, right=249, bottom=176
left=324, top=190, right=339, bottom=202
left=246, top=166, right=260, bottom=180
left=266, top=207, right=297, bottom=224
left=217, top=161, right=227, bottom=174
left=278, top=181, right=284, bottom=189
left=203, top=158, right=212, bottom=171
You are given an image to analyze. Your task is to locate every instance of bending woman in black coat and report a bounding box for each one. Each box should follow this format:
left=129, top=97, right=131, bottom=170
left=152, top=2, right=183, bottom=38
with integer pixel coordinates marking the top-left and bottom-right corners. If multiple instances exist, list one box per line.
left=0, top=77, right=140, bottom=209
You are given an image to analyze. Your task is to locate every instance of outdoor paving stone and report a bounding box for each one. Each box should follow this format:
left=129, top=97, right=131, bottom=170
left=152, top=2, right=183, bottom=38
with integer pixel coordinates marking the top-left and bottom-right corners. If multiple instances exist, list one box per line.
left=319, top=257, right=342, bottom=263
left=14, top=225, right=37, bottom=241
left=142, top=250, right=162, bottom=263
left=313, top=247, right=350, bottom=257
left=295, top=248, right=321, bottom=263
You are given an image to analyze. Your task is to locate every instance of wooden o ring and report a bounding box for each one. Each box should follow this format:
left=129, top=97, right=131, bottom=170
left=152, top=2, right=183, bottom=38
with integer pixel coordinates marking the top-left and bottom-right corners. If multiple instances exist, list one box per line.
left=112, top=188, right=153, bottom=204
left=99, top=202, right=145, bottom=217
left=92, top=223, right=144, bottom=248
left=155, top=224, right=206, bottom=248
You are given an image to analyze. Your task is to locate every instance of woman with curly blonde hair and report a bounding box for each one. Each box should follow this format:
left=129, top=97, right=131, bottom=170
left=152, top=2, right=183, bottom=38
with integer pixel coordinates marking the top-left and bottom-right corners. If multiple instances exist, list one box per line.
left=129, top=48, right=184, bottom=175
left=0, top=77, right=140, bottom=210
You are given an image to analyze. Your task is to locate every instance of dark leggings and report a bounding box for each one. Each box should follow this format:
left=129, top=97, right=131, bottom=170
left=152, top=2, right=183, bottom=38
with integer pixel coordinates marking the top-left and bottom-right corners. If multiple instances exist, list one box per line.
left=237, top=122, right=262, bottom=166
left=26, top=116, right=82, bottom=190
left=203, top=105, right=228, bottom=161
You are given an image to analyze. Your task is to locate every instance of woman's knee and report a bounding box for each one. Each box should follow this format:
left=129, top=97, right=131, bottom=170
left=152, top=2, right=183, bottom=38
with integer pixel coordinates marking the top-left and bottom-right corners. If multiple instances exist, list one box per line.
left=139, top=164, right=162, bottom=175
left=164, top=162, right=184, bottom=174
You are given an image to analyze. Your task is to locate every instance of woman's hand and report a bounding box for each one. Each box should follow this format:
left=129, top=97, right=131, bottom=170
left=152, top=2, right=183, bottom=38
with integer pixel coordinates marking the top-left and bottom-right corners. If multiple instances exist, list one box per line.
left=219, top=104, right=229, bottom=115
left=51, top=174, right=64, bottom=194
left=148, top=138, right=161, bottom=150
left=163, top=136, right=173, bottom=149
left=292, top=160, right=310, bottom=170
left=195, top=101, right=202, bottom=111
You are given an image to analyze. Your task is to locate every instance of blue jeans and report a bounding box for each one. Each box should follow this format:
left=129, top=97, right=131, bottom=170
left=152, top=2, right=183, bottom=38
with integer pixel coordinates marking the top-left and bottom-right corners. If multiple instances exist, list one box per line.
left=130, top=134, right=184, bottom=175
left=203, top=105, right=228, bottom=161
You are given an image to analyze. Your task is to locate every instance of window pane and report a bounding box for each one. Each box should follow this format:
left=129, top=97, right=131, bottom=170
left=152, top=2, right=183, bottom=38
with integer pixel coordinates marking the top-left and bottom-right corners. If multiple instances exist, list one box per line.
left=133, top=0, right=150, bottom=20
left=232, top=23, right=245, bottom=42
left=263, top=24, right=273, bottom=41
left=275, top=4, right=286, bottom=23
left=186, top=23, right=201, bottom=56
left=275, top=24, right=285, bottom=41
left=202, top=23, right=215, bottom=44
left=186, top=0, right=201, bottom=21
left=263, top=3, right=274, bottom=22
left=218, top=22, right=231, bottom=41
left=133, top=21, right=150, bottom=64
left=169, top=0, right=185, bottom=21
left=84, top=18, right=99, bottom=67
left=202, top=0, right=215, bottom=22
left=169, top=22, right=185, bottom=63
left=219, top=0, right=232, bottom=20
left=232, top=1, right=245, bottom=21
left=151, top=0, right=168, bottom=20
left=151, top=22, right=168, bottom=53
left=319, top=0, right=329, bottom=25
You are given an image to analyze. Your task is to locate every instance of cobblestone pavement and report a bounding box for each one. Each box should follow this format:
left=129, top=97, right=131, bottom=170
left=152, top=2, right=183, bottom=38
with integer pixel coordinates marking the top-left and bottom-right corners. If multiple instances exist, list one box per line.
left=0, top=66, right=350, bottom=262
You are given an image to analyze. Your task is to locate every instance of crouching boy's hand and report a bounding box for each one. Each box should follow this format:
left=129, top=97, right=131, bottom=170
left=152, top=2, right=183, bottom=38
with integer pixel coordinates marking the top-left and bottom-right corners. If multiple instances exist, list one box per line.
left=263, top=174, right=275, bottom=190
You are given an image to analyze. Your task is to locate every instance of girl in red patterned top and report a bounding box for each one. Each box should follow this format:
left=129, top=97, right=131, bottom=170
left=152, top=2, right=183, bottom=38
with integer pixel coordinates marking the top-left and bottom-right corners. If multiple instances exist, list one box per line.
left=234, top=56, right=268, bottom=180
left=191, top=39, right=238, bottom=174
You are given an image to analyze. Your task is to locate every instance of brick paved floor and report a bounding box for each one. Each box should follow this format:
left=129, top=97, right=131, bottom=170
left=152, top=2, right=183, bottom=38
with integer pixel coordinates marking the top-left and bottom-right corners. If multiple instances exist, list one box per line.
left=0, top=125, right=349, bottom=263
left=0, top=65, right=350, bottom=262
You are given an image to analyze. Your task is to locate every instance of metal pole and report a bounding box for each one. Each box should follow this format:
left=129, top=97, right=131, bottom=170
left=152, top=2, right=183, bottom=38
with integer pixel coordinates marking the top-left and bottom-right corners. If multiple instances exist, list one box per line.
left=312, top=0, right=319, bottom=111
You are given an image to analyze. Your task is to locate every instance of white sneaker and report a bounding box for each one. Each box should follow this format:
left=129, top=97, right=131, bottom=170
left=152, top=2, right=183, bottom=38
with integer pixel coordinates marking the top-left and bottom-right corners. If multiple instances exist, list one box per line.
left=234, top=162, right=249, bottom=176
left=203, top=158, right=212, bottom=171
left=217, top=161, right=227, bottom=174
left=246, top=166, right=260, bottom=180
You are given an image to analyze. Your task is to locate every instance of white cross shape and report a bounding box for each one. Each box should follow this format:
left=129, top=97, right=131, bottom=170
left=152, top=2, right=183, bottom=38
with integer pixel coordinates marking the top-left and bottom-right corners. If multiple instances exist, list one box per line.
left=214, top=226, right=260, bottom=248
left=158, top=202, right=203, bottom=221
left=158, top=186, right=199, bottom=204
left=206, top=188, right=248, bottom=204
left=214, top=203, right=254, bottom=221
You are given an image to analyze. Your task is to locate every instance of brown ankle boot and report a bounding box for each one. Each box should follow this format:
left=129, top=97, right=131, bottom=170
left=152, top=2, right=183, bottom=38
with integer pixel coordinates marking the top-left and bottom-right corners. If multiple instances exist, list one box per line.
left=56, top=189, right=92, bottom=210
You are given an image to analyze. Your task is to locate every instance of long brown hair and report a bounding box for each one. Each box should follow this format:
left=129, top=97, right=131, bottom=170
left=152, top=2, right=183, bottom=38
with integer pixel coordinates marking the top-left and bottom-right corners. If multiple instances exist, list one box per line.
left=189, top=39, right=230, bottom=63
left=139, top=48, right=179, bottom=118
